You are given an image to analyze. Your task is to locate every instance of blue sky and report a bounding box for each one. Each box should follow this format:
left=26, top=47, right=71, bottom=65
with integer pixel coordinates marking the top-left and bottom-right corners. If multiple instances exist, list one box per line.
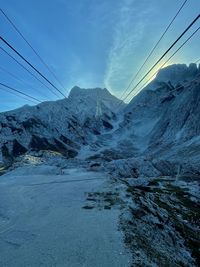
left=0, top=0, right=199, bottom=111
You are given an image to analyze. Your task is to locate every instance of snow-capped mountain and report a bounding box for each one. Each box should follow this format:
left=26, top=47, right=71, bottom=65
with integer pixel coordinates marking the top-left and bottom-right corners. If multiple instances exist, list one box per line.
left=111, top=63, right=200, bottom=172
left=68, top=86, right=124, bottom=120
left=0, top=63, right=200, bottom=173
left=155, top=63, right=200, bottom=85
left=0, top=86, right=123, bottom=164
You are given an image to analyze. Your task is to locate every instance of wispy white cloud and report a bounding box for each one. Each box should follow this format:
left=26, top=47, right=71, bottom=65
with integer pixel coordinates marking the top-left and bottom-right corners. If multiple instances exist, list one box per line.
left=104, top=0, right=152, bottom=97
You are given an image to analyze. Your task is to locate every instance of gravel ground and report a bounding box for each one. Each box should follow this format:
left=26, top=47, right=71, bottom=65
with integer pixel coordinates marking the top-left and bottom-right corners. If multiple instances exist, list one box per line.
left=0, top=166, right=130, bottom=267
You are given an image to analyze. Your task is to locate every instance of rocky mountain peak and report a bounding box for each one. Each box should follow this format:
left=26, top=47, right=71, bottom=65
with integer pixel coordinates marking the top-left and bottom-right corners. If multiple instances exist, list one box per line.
left=68, top=86, right=111, bottom=99
left=155, top=63, right=200, bottom=85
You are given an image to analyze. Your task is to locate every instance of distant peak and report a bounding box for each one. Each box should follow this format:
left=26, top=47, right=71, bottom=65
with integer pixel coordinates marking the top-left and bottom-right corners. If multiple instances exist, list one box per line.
left=68, top=86, right=112, bottom=98
left=70, top=86, right=81, bottom=91
left=103, top=87, right=109, bottom=93
left=155, top=63, right=200, bottom=85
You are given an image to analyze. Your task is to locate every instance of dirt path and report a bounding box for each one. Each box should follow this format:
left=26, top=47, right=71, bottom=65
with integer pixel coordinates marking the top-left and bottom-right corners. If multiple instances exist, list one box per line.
left=0, top=167, right=130, bottom=267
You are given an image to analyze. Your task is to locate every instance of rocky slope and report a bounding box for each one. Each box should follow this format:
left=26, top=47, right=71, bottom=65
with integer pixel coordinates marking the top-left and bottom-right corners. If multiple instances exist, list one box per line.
left=0, top=86, right=123, bottom=164
left=104, top=63, right=200, bottom=177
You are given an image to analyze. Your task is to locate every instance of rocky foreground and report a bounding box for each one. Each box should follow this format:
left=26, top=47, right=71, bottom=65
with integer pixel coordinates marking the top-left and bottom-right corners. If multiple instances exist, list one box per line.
left=0, top=152, right=199, bottom=267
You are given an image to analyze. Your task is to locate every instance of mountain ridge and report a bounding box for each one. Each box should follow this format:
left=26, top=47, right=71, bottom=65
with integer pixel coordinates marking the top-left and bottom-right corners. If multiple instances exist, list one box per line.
left=0, top=62, right=200, bottom=172
left=0, top=86, right=121, bottom=163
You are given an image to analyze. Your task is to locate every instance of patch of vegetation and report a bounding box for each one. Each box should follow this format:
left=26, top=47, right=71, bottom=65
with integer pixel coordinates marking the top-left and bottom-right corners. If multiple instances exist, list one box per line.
left=86, top=197, right=96, bottom=201
left=165, top=185, right=200, bottom=224
left=82, top=205, right=94, bottom=209
left=84, top=191, right=123, bottom=210
left=104, top=205, right=111, bottom=210
left=129, top=206, right=146, bottom=219
left=151, top=188, right=164, bottom=194
left=122, top=222, right=181, bottom=267
left=148, top=179, right=160, bottom=186
left=124, top=179, right=199, bottom=265
left=154, top=186, right=200, bottom=265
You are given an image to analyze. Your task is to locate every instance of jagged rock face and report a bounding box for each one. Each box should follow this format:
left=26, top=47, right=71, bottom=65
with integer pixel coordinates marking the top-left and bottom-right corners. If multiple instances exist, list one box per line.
left=0, top=87, right=120, bottom=163
left=148, top=80, right=200, bottom=145
left=115, top=64, right=200, bottom=168
left=68, top=86, right=124, bottom=122
left=155, top=63, right=200, bottom=85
